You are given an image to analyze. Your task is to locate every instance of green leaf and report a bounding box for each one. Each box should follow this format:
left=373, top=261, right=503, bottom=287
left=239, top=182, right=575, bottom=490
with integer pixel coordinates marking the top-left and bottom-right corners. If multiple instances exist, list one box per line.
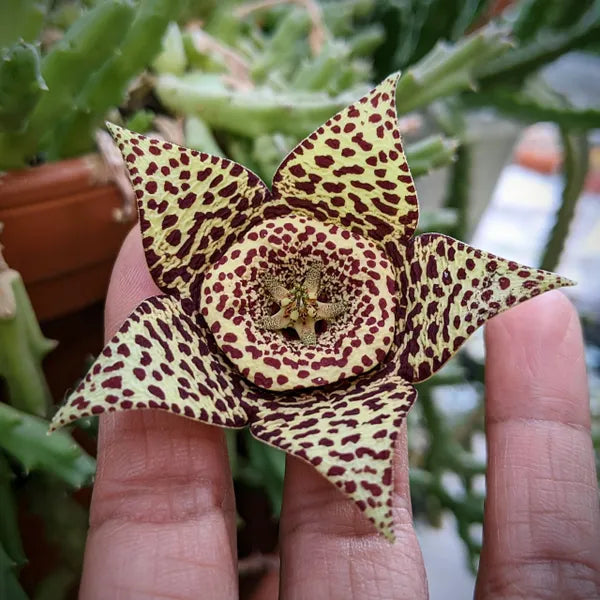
left=0, top=403, right=95, bottom=488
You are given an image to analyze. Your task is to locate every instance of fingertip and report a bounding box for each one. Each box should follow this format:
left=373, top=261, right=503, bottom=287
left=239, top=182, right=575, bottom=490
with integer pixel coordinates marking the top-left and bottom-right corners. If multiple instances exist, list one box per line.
left=105, top=226, right=161, bottom=340
left=485, top=289, right=580, bottom=352
left=484, top=289, right=588, bottom=428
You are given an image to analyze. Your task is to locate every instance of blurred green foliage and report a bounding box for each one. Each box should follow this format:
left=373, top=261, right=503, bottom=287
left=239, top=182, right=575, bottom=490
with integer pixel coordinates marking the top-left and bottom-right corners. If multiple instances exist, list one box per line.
left=0, top=0, right=599, bottom=593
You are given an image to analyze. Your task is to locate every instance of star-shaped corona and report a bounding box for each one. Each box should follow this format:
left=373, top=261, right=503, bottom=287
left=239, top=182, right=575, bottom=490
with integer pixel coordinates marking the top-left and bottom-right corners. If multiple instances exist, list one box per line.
left=50, top=73, right=574, bottom=541
left=261, top=262, right=348, bottom=346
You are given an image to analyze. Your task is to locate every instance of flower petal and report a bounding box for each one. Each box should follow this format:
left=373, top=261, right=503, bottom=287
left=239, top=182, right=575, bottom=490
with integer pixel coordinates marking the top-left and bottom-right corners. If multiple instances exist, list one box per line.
left=107, top=124, right=271, bottom=301
left=393, top=234, right=575, bottom=383
left=50, top=296, right=260, bottom=431
left=271, top=74, right=418, bottom=250
left=249, top=373, right=417, bottom=541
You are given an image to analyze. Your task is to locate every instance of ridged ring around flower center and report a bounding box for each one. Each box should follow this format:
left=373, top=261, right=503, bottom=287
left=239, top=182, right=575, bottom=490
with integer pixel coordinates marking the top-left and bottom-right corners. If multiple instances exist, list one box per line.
left=201, top=216, right=397, bottom=391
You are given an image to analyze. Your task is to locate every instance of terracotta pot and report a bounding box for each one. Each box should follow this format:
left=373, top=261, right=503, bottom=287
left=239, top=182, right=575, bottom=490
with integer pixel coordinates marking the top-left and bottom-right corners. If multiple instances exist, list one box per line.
left=0, top=156, right=131, bottom=321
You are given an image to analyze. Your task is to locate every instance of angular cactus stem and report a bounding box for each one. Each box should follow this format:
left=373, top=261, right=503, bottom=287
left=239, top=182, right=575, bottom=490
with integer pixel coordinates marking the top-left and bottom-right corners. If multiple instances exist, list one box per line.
left=0, top=454, right=26, bottom=566
left=8, top=0, right=135, bottom=163
left=184, top=115, right=224, bottom=156
left=394, top=24, right=512, bottom=115
left=50, top=0, right=187, bottom=159
left=540, top=130, right=589, bottom=272
left=156, top=73, right=370, bottom=137
left=478, top=3, right=600, bottom=86
left=0, top=42, right=47, bottom=134
left=405, top=135, right=459, bottom=177
left=0, top=403, right=95, bottom=488
left=0, top=0, right=49, bottom=47
left=0, top=251, right=56, bottom=417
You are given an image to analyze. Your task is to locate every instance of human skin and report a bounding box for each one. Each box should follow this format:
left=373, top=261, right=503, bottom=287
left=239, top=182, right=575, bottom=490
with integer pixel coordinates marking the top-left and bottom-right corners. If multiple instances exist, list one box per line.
left=78, top=227, right=600, bottom=599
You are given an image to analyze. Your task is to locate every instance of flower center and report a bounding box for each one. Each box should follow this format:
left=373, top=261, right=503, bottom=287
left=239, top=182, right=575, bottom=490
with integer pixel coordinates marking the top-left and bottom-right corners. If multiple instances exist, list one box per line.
left=262, top=263, right=347, bottom=346
left=201, top=216, right=398, bottom=392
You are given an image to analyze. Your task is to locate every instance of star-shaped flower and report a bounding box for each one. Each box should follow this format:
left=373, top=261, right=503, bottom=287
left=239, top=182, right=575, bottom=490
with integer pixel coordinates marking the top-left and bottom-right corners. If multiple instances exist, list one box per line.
left=50, top=74, right=573, bottom=540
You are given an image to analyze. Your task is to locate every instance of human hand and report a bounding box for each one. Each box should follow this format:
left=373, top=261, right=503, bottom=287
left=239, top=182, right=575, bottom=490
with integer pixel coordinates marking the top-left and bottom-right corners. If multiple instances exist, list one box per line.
left=78, top=228, right=600, bottom=599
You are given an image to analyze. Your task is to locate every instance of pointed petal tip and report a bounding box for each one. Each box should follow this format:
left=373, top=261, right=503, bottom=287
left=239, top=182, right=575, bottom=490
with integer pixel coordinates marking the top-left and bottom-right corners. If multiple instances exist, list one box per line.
left=105, top=121, right=119, bottom=135
left=47, top=419, right=60, bottom=435
left=539, top=270, right=576, bottom=292
left=560, top=276, right=577, bottom=288
left=48, top=405, right=69, bottom=434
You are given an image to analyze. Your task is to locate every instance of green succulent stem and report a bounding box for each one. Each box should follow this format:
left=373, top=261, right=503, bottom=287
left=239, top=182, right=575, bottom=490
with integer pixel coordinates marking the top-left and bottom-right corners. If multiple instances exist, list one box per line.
left=0, top=543, right=28, bottom=600
left=26, top=475, right=88, bottom=571
left=0, top=0, right=48, bottom=47
left=467, top=86, right=600, bottom=130
left=0, top=454, right=26, bottom=566
left=184, top=115, right=224, bottom=156
left=443, top=143, right=471, bottom=241
left=478, top=2, right=600, bottom=86
left=539, top=130, right=589, bottom=272
left=405, top=135, right=459, bottom=178
left=49, top=0, right=186, bottom=159
left=0, top=403, right=95, bottom=488
left=5, top=0, right=136, bottom=165
left=250, top=8, right=312, bottom=82
left=0, top=42, right=47, bottom=136
left=0, top=267, right=56, bottom=418
left=24, top=475, right=90, bottom=600
left=291, top=41, right=349, bottom=92
left=33, top=566, right=76, bottom=600
left=155, top=73, right=370, bottom=137
left=413, top=383, right=485, bottom=570
left=394, top=24, right=512, bottom=115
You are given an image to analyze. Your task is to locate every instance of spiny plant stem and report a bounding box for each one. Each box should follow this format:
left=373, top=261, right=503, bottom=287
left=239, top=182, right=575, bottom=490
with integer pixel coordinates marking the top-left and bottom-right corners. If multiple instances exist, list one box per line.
left=0, top=255, right=56, bottom=418
left=0, top=454, right=26, bottom=566
left=539, top=129, right=589, bottom=271
left=443, top=143, right=471, bottom=241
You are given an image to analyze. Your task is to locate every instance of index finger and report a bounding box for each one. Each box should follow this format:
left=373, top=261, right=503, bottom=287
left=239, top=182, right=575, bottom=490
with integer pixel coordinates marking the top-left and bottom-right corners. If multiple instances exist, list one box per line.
left=476, top=291, right=600, bottom=598
left=79, top=228, right=238, bottom=600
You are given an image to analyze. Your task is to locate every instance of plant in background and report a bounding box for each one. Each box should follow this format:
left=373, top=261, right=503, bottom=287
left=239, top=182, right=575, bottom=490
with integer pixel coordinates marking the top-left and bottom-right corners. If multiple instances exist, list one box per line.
left=0, top=0, right=187, bottom=170
left=0, top=226, right=95, bottom=599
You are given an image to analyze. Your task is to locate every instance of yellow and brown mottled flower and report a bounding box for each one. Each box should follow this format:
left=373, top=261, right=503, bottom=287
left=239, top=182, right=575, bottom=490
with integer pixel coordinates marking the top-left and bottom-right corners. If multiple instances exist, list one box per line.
left=50, top=73, right=573, bottom=541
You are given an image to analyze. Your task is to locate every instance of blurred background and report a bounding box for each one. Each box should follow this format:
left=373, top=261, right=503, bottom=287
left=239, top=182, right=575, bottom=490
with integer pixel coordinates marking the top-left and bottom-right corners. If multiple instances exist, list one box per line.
left=0, top=0, right=598, bottom=598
